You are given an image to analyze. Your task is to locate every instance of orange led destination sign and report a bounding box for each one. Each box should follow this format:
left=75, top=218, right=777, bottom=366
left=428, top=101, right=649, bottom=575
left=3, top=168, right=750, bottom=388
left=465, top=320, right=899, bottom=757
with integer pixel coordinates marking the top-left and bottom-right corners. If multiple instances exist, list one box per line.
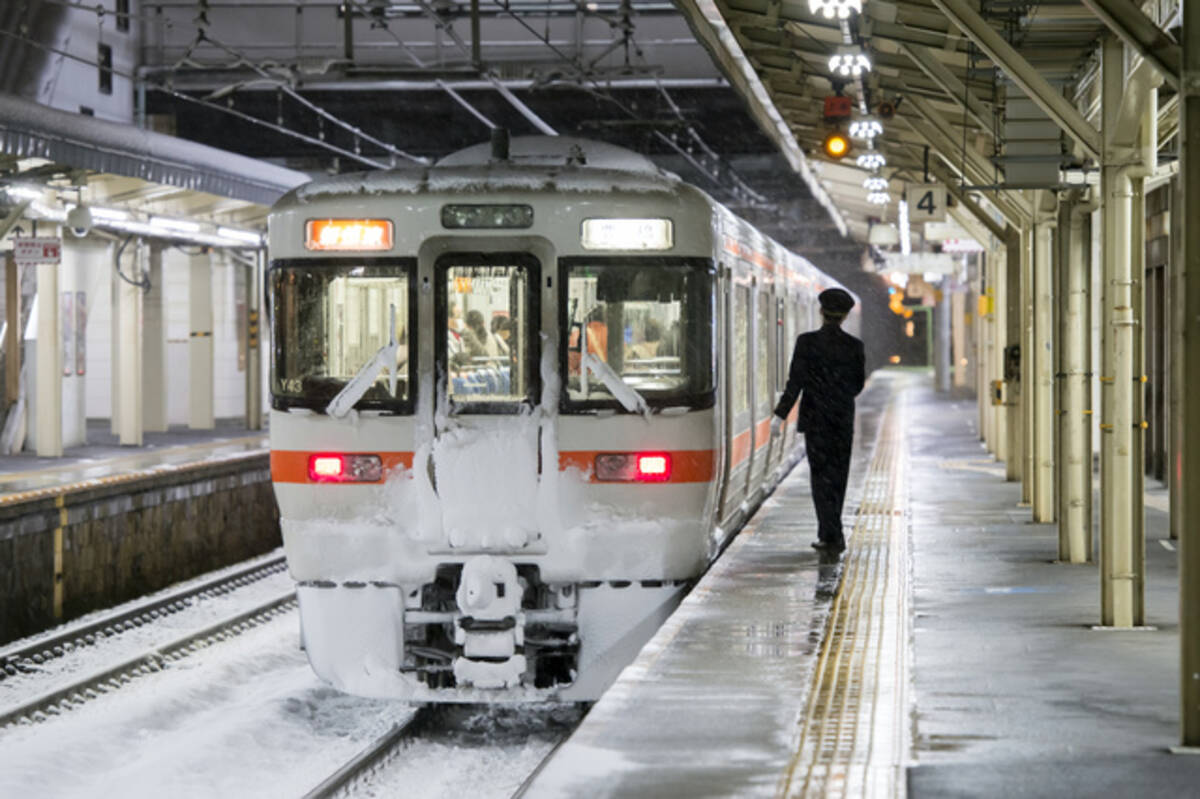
left=305, top=219, right=394, bottom=251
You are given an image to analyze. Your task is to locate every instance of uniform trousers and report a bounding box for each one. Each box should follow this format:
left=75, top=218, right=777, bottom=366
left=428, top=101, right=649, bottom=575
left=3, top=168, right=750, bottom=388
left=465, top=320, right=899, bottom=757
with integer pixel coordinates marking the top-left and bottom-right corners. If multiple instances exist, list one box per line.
left=804, top=423, right=854, bottom=543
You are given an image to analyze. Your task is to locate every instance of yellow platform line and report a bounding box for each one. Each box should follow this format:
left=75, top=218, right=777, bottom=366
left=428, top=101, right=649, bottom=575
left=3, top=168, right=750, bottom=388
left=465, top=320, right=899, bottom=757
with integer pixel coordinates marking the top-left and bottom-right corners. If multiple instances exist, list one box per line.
left=779, top=389, right=913, bottom=798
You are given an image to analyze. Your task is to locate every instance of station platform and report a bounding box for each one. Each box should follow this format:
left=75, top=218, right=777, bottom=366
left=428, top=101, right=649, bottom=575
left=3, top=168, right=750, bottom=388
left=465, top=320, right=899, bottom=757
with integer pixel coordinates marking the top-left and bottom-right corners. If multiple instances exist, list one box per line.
left=0, top=419, right=265, bottom=498
left=522, top=369, right=1200, bottom=798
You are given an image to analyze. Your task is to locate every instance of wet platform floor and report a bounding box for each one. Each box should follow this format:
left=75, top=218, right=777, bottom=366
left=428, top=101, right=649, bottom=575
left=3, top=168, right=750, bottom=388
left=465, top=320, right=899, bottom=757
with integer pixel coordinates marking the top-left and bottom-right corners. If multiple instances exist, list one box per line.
left=524, top=369, right=1200, bottom=797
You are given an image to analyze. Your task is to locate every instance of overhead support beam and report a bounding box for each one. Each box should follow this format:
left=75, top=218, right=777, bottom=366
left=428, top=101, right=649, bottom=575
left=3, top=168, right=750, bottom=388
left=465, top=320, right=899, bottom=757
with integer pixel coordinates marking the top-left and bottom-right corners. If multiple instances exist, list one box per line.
left=1079, top=0, right=1180, bottom=89
left=929, top=0, right=1103, bottom=161
left=899, top=42, right=995, bottom=132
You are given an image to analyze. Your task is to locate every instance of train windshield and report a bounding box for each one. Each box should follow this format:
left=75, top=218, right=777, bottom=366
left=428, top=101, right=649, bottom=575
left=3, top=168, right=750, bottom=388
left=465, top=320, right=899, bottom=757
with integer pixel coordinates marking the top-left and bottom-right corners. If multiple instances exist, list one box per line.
left=270, top=261, right=413, bottom=412
left=563, top=259, right=714, bottom=410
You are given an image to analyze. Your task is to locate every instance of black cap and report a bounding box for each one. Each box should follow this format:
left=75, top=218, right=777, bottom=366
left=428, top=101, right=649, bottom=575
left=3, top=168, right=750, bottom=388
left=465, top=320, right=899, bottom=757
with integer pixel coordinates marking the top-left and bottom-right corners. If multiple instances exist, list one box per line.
left=819, top=287, right=855, bottom=315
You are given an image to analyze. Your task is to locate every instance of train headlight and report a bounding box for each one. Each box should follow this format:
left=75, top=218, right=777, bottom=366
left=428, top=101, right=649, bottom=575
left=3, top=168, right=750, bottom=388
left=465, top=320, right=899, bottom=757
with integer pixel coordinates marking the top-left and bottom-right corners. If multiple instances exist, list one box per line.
left=594, top=452, right=673, bottom=482
left=581, top=218, right=673, bottom=251
left=307, top=453, right=384, bottom=483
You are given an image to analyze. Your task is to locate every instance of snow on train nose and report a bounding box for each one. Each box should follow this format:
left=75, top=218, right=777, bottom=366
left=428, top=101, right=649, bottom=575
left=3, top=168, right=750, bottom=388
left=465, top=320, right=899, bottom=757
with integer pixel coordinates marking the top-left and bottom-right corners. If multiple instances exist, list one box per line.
left=452, top=556, right=527, bottom=689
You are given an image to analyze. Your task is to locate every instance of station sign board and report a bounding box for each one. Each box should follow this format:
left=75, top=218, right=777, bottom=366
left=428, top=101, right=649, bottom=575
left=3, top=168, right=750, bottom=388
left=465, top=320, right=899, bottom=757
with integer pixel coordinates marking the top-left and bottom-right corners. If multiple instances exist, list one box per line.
left=906, top=184, right=947, bottom=223
left=13, top=237, right=62, bottom=265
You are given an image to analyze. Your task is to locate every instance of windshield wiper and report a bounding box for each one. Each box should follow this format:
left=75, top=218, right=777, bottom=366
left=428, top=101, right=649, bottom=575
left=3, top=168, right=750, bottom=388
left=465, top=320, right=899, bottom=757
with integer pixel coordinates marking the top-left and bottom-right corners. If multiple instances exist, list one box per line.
left=326, top=305, right=400, bottom=418
left=582, top=354, right=650, bottom=419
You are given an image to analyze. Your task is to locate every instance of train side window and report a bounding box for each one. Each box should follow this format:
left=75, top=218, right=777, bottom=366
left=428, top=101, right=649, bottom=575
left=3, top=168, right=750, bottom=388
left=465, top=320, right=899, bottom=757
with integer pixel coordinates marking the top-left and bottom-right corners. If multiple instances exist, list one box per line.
left=270, top=261, right=413, bottom=412
left=562, top=259, right=714, bottom=410
left=442, top=262, right=535, bottom=408
left=755, top=291, right=770, bottom=409
left=734, top=286, right=750, bottom=415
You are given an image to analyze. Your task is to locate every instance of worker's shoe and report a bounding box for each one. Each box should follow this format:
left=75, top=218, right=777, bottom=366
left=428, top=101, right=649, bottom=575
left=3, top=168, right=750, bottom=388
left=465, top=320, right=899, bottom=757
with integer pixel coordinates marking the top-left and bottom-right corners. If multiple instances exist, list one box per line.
left=811, top=537, right=846, bottom=553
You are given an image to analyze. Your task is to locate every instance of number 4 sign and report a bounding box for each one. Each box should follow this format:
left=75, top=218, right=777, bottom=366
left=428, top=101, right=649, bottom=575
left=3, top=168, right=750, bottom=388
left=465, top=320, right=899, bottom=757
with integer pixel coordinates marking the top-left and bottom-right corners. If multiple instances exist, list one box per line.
left=906, top=184, right=947, bottom=222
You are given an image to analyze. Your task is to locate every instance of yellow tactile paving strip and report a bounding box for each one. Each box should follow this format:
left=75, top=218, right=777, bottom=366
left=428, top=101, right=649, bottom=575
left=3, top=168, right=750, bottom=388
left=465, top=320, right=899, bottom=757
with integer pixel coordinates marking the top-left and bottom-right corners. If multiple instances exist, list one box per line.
left=779, top=392, right=912, bottom=798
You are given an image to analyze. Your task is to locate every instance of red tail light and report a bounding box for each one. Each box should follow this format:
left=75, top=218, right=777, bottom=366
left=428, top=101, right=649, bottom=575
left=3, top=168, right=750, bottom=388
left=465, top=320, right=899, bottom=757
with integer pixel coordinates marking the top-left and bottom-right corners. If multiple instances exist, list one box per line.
left=307, top=453, right=383, bottom=483
left=594, top=452, right=672, bottom=482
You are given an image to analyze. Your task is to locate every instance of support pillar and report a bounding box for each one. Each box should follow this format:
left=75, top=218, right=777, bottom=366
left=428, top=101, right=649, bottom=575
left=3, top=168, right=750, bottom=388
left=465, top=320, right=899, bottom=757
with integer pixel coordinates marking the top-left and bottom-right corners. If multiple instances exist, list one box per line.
left=5, top=253, right=19, bottom=408
left=935, top=287, right=951, bottom=392
left=142, top=244, right=167, bottom=433
left=1032, top=193, right=1057, bottom=522
left=992, top=245, right=1008, bottom=464
left=1005, top=229, right=1022, bottom=482
left=1179, top=0, right=1200, bottom=745
left=1099, top=35, right=1142, bottom=627
left=245, top=250, right=263, bottom=431
left=114, top=241, right=143, bottom=447
left=188, top=250, right=214, bottom=430
left=1057, top=192, right=1094, bottom=563
left=34, top=256, right=62, bottom=457
left=952, top=279, right=967, bottom=390
left=1021, top=220, right=1034, bottom=504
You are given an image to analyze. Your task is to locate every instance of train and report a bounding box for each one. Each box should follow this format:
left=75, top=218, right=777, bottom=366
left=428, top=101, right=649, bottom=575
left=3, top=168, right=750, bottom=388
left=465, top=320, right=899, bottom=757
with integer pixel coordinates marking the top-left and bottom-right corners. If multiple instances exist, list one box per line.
left=266, top=134, right=860, bottom=701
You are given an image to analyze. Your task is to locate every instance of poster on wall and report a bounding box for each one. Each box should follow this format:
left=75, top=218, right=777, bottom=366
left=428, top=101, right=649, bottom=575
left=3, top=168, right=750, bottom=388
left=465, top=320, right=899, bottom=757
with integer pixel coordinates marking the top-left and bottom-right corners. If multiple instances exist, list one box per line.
left=75, top=291, right=86, bottom=375
left=61, top=292, right=73, bottom=377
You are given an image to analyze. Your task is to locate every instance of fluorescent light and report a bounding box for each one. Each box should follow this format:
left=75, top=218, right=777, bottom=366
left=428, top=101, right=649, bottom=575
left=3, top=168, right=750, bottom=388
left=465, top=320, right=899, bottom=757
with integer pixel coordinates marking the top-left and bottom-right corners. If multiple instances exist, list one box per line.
left=899, top=200, right=912, bottom=256
left=90, top=206, right=129, bottom=221
left=150, top=216, right=201, bottom=233
left=6, top=185, right=44, bottom=201
left=856, top=152, right=886, bottom=170
left=581, top=218, right=673, bottom=251
left=867, top=192, right=890, bottom=205
left=217, top=226, right=263, bottom=245
left=829, top=51, right=871, bottom=77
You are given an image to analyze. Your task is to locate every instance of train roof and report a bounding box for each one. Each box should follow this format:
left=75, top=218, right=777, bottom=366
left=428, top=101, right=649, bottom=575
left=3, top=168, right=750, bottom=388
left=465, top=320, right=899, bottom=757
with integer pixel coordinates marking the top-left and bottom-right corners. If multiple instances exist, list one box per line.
left=280, top=136, right=683, bottom=206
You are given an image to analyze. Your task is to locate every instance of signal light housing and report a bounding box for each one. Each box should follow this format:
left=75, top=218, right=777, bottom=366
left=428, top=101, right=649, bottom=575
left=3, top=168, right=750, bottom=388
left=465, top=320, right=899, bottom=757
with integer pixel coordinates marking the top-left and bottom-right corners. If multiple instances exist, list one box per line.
left=307, top=453, right=384, bottom=483
left=823, top=132, right=851, bottom=160
left=594, top=452, right=673, bottom=482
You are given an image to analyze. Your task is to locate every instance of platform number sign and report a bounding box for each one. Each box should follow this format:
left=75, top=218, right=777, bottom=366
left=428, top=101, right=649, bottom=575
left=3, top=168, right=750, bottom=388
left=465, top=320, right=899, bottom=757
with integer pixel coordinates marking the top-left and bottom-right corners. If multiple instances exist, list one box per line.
left=906, top=184, right=947, bottom=223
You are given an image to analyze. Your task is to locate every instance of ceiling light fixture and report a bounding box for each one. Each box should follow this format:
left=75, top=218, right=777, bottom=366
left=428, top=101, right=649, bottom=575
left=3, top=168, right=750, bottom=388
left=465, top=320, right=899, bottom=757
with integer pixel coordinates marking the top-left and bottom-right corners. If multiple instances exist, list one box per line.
left=808, top=0, right=862, bottom=19
left=867, top=191, right=890, bottom=205
left=856, top=151, right=887, bottom=170
left=850, top=119, right=883, bottom=140
left=863, top=176, right=888, bottom=191
left=829, top=49, right=871, bottom=77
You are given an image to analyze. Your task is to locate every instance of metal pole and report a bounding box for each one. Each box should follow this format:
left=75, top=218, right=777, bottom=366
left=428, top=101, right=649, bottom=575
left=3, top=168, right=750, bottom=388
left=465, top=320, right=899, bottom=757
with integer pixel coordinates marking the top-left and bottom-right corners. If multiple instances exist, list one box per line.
left=5, top=253, right=19, bottom=408
left=245, top=250, right=263, bottom=431
left=1021, top=219, right=1035, bottom=505
left=1100, top=34, right=1139, bottom=627
left=1033, top=192, right=1057, bottom=522
left=1177, top=0, right=1200, bottom=746
left=993, top=245, right=1008, bottom=464
left=1005, top=228, right=1022, bottom=482
left=342, top=1, right=354, bottom=62
left=1170, top=174, right=1183, bottom=542
left=1058, top=192, right=1095, bottom=563
left=471, top=0, right=482, bottom=70
left=936, top=291, right=951, bottom=392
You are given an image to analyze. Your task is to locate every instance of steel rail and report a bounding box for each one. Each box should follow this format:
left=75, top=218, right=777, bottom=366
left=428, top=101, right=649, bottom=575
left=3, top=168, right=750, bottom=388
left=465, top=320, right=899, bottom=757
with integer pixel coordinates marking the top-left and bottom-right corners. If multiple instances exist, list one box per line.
left=300, top=712, right=428, bottom=799
left=0, top=553, right=288, bottom=681
left=0, top=591, right=297, bottom=730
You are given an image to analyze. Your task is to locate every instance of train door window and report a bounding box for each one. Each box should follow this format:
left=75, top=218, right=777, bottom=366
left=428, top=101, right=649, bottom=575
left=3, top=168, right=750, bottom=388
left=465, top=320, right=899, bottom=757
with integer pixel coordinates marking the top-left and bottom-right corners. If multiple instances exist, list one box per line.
left=561, top=258, right=714, bottom=410
left=439, top=257, right=538, bottom=409
left=776, top=297, right=787, bottom=391
left=734, top=285, right=750, bottom=415
left=270, top=260, right=414, bottom=413
left=755, top=291, right=771, bottom=409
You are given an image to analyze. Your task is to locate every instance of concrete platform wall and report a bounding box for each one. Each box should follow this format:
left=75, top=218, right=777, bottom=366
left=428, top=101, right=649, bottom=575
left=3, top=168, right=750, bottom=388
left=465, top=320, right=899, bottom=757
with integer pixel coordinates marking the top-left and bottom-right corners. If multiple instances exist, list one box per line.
left=0, top=454, right=280, bottom=645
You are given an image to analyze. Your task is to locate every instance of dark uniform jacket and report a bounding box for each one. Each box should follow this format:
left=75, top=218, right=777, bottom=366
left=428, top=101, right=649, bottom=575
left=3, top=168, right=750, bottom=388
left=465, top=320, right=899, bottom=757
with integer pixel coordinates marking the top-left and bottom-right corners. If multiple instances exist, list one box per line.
left=774, top=324, right=866, bottom=432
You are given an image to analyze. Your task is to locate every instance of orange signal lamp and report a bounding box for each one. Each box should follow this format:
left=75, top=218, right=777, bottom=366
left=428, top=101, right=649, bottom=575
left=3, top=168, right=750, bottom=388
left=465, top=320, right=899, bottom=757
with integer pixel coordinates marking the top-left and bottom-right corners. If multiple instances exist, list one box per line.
left=823, top=132, right=851, bottom=160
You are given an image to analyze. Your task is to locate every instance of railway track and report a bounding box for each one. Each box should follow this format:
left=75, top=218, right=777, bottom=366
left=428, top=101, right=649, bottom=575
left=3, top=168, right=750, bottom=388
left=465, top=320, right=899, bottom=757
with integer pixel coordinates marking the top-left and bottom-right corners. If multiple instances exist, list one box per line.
left=0, top=552, right=288, bottom=682
left=0, top=590, right=297, bottom=729
left=301, top=712, right=430, bottom=799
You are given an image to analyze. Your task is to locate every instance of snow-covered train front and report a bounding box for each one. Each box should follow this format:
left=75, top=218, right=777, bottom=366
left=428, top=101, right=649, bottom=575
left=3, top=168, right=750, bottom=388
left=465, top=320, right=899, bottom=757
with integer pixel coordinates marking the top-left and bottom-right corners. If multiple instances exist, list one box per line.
left=267, top=136, right=859, bottom=701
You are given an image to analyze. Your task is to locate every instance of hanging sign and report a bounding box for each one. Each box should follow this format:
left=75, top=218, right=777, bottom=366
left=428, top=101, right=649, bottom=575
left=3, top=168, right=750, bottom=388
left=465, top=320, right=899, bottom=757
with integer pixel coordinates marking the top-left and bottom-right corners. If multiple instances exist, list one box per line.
left=13, top=237, right=62, bottom=265
left=906, top=184, right=947, bottom=223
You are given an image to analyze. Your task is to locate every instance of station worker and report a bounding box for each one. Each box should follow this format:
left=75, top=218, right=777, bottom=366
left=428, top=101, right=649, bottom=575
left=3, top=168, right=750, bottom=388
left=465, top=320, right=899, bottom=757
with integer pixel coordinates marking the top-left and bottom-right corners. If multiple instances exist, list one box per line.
left=770, top=287, right=865, bottom=553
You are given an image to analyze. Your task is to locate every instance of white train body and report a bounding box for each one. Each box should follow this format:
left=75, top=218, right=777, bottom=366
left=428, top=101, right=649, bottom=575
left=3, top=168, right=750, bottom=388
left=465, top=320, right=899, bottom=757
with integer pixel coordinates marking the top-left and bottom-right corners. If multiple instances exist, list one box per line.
left=266, top=137, right=860, bottom=701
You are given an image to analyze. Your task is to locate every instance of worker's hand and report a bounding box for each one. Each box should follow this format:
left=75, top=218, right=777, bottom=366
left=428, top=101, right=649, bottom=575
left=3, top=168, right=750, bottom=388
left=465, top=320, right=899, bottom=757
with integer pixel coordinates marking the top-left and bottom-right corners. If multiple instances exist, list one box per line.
left=770, top=415, right=783, bottom=438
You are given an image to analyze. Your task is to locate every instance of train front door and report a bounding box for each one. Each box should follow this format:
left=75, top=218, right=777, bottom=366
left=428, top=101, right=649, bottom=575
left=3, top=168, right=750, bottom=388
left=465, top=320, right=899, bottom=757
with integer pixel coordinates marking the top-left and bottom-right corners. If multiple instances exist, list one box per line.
left=431, top=253, right=543, bottom=551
